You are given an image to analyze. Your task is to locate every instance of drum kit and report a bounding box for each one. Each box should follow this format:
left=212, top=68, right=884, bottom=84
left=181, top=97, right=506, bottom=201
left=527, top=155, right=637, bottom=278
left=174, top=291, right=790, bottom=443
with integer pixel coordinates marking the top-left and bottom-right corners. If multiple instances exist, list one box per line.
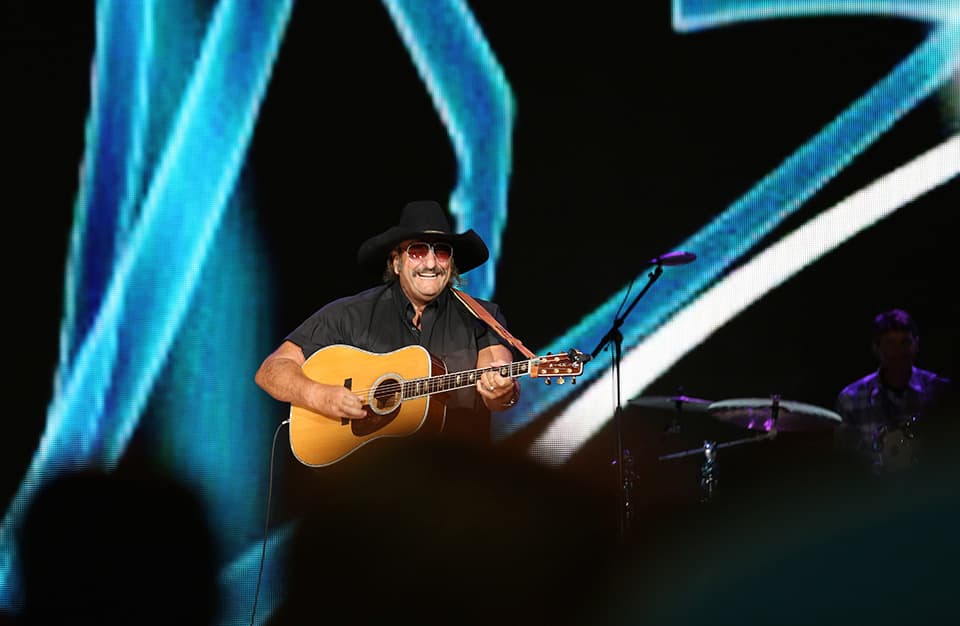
left=628, top=391, right=843, bottom=503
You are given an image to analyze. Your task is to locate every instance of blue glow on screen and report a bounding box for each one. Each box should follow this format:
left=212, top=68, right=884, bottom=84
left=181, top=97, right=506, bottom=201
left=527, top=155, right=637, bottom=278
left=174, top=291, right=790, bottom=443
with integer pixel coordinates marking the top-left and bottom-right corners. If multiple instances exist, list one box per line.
left=2, top=0, right=958, bottom=623
left=0, top=0, right=293, bottom=621
left=496, top=2, right=960, bottom=443
left=383, top=0, right=516, bottom=299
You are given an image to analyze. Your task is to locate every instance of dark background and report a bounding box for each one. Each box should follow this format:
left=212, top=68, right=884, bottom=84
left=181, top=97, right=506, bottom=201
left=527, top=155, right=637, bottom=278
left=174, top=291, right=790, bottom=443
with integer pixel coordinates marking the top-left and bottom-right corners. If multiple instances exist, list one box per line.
left=7, top=1, right=959, bottom=549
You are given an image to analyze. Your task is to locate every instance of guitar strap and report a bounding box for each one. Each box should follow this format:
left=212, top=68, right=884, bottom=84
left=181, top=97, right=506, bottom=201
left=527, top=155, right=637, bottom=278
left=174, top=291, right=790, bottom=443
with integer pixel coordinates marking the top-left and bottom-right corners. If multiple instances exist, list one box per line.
left=451, top=288, right=536, bottom=359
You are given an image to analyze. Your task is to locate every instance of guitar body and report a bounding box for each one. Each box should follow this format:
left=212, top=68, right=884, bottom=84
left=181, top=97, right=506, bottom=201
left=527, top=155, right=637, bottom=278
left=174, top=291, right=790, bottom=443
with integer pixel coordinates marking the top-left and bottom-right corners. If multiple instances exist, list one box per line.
left=287, top=343, right=589, bottom=467
left=289, top=344, right=447, bottom=467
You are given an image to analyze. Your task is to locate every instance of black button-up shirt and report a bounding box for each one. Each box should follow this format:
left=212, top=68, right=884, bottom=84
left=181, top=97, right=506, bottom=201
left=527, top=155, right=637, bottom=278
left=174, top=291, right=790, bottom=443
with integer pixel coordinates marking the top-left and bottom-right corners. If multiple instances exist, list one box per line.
left=286, top=280, right=512, bottom=443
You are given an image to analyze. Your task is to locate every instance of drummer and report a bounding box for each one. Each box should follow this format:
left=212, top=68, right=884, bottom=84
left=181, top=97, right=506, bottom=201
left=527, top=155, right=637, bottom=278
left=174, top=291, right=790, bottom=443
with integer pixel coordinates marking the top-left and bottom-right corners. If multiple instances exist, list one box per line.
left=833, top=308, right=953, bottom=474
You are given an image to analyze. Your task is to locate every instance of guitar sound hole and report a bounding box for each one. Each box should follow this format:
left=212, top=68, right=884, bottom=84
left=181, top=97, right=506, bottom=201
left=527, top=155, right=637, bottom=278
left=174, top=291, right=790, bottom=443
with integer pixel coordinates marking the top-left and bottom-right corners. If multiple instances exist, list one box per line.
left=373, top=378, right=402, bottom=412
left=352, top=378, right=402, bottom=437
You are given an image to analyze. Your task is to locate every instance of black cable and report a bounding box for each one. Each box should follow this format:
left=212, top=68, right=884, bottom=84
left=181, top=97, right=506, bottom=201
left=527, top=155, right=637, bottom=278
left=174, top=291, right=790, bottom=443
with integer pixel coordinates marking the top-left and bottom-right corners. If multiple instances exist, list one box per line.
left=249, top=418, right=289, bottom=626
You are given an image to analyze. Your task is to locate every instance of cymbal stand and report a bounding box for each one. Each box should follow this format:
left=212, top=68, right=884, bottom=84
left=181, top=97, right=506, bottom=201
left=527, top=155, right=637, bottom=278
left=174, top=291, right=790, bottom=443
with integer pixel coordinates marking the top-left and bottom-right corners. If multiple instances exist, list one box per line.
left=591, top=263, right=664, bottom=542
left=699, top=440, right=717, bottom=503
left=659, top=430, right=778, bottom=503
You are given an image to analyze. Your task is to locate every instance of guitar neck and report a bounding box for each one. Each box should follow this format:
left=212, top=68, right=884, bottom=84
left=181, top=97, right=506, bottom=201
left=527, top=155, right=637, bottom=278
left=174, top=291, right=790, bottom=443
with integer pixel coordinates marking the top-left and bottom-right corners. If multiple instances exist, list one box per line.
left=402, top=359, right=534, bottom=400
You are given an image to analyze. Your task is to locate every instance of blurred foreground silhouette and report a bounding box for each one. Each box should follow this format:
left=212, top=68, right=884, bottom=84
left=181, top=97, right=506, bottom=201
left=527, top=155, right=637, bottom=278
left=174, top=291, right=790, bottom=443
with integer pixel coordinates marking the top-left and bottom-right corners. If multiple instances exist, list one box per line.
left=269, top=438, right=623, bottom=625
left=14, top=466, right=220, bottom=626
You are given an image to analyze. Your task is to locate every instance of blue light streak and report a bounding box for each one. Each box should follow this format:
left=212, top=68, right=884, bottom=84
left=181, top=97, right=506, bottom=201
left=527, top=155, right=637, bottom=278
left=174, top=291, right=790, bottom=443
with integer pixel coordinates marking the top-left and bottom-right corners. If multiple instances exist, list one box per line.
left=674, top=0, right=960, bottom=32
left=0, top=0, right=293, bottom=612
left=497, top=4, right=960, bottom=441
left=382, top=0, right=516, bottom=299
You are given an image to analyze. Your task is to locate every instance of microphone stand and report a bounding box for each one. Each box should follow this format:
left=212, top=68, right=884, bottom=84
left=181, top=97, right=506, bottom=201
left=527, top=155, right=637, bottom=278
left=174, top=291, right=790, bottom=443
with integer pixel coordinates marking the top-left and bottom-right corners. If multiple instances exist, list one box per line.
left=591, top=262, right=664, bottom=543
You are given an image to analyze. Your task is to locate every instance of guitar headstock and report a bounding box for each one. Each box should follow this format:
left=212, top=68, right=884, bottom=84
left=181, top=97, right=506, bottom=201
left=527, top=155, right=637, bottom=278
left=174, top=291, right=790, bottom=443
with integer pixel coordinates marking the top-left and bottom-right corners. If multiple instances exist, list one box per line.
left=532, top=348, right=591, bottom=384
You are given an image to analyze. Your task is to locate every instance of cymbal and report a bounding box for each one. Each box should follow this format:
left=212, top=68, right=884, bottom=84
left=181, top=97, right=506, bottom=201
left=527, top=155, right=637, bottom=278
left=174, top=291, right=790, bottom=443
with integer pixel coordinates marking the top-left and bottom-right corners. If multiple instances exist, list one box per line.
left=707, top=397, right=842, bottom=432
left=628, top=394, right=712, bottom=412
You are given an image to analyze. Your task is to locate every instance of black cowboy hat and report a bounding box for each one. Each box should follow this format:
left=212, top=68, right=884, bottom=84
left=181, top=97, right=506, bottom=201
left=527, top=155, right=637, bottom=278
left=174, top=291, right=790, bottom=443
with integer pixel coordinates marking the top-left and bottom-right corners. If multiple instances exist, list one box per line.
left=356, top=200, right=489, bottom=273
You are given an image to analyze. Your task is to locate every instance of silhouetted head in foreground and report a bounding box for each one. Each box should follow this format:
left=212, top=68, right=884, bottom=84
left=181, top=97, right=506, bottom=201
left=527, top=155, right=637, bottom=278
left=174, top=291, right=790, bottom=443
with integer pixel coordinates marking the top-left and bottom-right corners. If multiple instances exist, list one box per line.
left=17, top=466, right=220, bottom=626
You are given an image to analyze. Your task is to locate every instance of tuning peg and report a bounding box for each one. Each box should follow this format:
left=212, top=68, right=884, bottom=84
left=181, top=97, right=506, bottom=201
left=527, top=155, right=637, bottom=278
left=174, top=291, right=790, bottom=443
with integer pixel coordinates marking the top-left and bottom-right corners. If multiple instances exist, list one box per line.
left=557, top=377, right=565, bottom=385
left=571, top=377, right=576, bottom=385
left=544, top=378, right=551, bottom=385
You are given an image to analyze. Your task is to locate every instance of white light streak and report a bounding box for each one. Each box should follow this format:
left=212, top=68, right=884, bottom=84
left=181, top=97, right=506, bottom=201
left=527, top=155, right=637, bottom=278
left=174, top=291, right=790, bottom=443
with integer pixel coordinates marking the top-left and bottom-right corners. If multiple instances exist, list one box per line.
left=531, top=135, right=960, bottom=465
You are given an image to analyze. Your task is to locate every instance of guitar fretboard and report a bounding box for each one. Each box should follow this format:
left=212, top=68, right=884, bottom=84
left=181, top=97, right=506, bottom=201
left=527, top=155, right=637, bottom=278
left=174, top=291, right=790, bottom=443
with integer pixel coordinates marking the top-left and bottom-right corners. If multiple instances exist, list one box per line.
left=402, top=360, right=533, bottom=399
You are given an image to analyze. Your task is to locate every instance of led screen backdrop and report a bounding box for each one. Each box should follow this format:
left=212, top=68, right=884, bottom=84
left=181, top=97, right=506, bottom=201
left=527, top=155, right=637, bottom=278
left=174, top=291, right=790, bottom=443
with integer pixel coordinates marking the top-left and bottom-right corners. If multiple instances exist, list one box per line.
left=5, top=1, right=959, bottom=624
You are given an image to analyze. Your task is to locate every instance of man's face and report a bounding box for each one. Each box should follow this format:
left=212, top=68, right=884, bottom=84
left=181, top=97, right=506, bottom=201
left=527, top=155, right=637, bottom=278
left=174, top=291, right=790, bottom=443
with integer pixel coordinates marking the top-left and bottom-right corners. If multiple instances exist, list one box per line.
left=393, top=239, right=453, bottom=307
left=875, top=330, right=918, bottom=371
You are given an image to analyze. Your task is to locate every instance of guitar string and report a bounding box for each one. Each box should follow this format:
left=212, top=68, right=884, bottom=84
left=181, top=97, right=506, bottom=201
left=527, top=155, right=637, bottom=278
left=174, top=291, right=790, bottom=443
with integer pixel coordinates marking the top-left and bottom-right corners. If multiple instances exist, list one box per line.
left=343, top=360, right=532, bottom=402
left=332, top=358, right=580, bottom=403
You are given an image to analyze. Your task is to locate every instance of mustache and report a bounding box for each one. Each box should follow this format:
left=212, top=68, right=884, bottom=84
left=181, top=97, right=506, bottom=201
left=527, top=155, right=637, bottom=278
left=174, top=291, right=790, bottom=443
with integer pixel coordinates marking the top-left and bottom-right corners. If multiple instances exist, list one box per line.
left=414, top=268, right=446, bottom=277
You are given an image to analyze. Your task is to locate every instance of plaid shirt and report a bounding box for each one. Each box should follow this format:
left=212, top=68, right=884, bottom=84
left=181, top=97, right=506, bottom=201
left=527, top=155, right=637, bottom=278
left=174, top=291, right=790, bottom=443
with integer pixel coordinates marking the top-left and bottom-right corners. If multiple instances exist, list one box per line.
left=834, top=366, right=952, bottom=469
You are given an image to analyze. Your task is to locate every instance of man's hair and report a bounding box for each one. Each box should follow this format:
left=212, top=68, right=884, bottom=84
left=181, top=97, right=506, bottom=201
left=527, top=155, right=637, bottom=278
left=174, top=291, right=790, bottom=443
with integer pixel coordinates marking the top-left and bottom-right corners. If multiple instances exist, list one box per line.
left=382, top=249, right=463, bottom=286
left=872, top=308, right=919, bottom=341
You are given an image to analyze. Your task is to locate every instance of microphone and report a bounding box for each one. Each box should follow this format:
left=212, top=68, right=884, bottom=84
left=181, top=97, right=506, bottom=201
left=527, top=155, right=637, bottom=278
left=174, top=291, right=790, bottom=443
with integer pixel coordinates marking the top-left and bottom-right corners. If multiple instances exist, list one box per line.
left=648, top=251, right=696, bottom=266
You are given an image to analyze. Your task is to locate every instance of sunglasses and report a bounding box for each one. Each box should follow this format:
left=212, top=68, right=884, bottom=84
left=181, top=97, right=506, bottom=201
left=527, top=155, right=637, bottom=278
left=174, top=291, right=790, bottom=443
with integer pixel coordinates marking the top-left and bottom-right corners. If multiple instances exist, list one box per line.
left=404, top=241, right=454, bottom=262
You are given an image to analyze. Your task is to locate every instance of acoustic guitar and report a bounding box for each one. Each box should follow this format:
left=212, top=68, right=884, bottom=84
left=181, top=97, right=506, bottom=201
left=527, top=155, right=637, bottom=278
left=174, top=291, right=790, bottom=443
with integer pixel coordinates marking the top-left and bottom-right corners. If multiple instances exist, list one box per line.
left=288, top=344, right=589, bottom=466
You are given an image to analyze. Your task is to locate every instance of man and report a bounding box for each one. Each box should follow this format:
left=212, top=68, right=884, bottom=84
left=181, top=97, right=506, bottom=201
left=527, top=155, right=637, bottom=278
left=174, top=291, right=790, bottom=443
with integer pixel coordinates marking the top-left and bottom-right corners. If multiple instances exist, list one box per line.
left=834, top=308, right=952, bottom=474
left=255, top=200, right=520, bottom=457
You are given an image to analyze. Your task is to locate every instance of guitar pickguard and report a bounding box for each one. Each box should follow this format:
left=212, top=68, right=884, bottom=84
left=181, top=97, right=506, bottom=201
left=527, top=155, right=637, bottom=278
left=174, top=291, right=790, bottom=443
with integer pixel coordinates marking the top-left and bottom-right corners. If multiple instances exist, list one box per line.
left=351, top=405, right=401, bottom=437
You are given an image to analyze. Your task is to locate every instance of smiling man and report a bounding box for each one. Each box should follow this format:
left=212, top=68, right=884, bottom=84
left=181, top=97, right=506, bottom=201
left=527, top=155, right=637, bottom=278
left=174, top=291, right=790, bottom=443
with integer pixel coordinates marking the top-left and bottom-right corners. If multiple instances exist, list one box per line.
left=255, top=200, right=520, bottom=459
